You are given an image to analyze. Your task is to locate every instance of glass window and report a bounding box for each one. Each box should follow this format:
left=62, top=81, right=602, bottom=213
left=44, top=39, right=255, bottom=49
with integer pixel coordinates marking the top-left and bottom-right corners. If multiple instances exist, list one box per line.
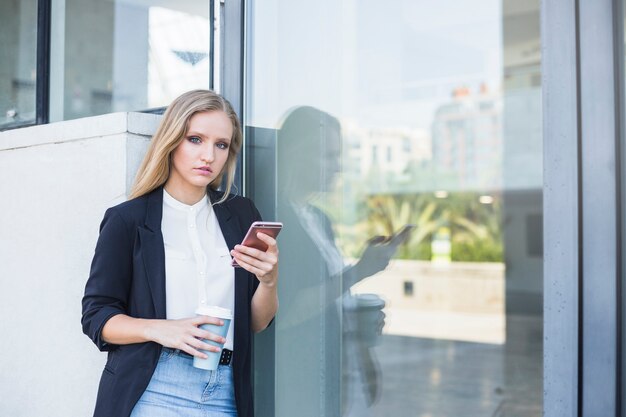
left=52, top=0, right=211, bottom=122
left=0, top=0, right=37, bottom=130
left=247, top=1, right=542, bottom=416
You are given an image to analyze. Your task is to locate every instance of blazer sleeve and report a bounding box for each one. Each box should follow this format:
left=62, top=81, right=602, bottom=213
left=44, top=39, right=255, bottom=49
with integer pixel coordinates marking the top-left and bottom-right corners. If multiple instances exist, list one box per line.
left=246, top=198, right=277, bottom=329
left=245, top=197, right=264, bottom=292
left=81, top=207, right=133, bottom=351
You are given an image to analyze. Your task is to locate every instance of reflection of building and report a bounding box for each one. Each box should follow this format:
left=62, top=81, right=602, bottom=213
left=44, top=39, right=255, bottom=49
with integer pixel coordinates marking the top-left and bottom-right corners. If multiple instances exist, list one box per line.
left=342, top=122, right=431, bottom=187
left=431, top=87, right=502, bottom=190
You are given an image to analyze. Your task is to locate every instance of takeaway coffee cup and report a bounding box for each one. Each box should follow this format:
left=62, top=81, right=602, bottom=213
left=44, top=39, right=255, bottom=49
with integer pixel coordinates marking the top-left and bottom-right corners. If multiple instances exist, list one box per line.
left=193, top=305, right=233, bottom=370
left=343, top=294, right=386, bottom=347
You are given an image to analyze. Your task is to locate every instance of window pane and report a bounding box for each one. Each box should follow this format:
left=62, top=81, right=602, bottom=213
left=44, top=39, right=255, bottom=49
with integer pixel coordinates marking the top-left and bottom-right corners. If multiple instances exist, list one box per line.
left=0, top=0, right=37, bottom=129
left=57, top=0, right=210, bottom=121
left=247, top=1, right=542, bottom=416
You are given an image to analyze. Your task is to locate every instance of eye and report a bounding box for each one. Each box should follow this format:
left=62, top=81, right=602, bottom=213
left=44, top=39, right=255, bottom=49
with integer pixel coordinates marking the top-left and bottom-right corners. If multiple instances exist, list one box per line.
left=187, top=136, right=202, bottom=144
left=216, top=141, right=230, bottom=150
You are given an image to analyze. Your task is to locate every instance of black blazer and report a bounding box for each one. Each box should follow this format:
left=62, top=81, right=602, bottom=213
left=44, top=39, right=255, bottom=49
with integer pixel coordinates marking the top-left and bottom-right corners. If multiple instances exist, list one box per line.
left=82, top=187, right=262, bottom=417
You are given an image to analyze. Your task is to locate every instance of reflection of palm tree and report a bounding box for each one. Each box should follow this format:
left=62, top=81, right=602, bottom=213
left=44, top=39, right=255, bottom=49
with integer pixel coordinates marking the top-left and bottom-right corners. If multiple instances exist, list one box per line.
left=319, top=194, right=441, bottom=260
left=445, top=193, right=503, bottom=262
left=337, top=192, right=502, bottom=262
left=366, top=194, right=441, bottom=256
left=449, top=194, right=501, bottom=241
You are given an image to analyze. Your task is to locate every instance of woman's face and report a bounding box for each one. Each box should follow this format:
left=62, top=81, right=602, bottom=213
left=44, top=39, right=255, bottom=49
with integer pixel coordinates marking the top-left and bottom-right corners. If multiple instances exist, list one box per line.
left=167, top=110, right=233, bottom=199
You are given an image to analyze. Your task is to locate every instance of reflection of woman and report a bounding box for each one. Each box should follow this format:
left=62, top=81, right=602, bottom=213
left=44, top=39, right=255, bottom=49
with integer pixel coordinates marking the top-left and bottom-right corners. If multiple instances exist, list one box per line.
left=276, top=106, right=400, bottom=416
left=82, top=90, right=278, bottom=417
left=275, top=107, right=343, bottom=417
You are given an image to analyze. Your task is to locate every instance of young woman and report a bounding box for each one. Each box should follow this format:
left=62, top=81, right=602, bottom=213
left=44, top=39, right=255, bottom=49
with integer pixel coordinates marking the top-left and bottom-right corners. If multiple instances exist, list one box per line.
left=81, top=89, right=278, bottom=417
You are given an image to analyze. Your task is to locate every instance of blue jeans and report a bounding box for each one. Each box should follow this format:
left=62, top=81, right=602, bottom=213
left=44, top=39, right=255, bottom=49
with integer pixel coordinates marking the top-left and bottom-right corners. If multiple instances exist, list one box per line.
left=130, top=348, right=237, bottom=417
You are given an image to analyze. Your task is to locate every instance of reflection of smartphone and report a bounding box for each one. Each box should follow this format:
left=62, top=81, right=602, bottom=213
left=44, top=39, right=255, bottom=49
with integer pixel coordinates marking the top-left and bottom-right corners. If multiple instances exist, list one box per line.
left=231, top=221, right=283, bottom=267
left=395, top=224, right=416, bottom=237
left=390, top=224, right=416, bottom=246
left=367, top=224, right=416, bottom=248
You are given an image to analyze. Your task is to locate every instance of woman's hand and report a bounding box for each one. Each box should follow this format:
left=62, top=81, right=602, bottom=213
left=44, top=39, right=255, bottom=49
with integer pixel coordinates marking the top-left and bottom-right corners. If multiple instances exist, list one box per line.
left=144, top=316, right=226, bottom=358
left=231, top=232, right=279, bottom=288
left=352, top=228, right=412, bottom=281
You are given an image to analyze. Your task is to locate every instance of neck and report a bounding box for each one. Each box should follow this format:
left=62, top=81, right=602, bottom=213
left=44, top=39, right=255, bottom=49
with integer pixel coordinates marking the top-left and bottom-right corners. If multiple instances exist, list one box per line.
left=163, top=181, right=207, bottom=205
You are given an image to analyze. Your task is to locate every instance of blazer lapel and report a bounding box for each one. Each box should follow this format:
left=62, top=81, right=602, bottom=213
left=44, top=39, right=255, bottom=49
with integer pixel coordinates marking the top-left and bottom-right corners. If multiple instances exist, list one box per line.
left=210, top=190, right=241, bottom=250
left=139, top=187, right=167, bottom=319
left=210, top=190, right=249, bottom=361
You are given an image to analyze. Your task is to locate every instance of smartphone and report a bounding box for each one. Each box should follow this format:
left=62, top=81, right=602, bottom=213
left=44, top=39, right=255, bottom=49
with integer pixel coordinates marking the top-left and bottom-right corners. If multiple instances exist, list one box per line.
left=231, top=221, right=283, bottom=267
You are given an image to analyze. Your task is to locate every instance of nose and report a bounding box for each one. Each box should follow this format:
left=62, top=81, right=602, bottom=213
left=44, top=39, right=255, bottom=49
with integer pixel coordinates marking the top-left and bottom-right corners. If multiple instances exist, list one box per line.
left=201, top=143, right=215, bottom=163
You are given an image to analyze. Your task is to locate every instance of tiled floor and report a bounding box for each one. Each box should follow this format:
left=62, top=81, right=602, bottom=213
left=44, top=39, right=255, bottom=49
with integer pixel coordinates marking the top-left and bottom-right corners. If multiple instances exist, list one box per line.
left=344, top=315, right=542, bottom=417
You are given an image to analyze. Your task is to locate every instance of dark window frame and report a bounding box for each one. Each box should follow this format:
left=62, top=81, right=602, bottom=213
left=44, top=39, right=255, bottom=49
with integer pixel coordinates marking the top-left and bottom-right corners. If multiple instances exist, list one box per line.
left=0, top=0, right=47, bottom=131
left=35, top=0, right=50, bottom=125
left=4, top=0, right=219, bottom=134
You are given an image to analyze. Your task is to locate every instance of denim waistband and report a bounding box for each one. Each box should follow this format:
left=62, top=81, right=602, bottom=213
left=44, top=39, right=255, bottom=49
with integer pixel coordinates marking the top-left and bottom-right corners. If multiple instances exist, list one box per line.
left=162, top=347, right=233, bottom=366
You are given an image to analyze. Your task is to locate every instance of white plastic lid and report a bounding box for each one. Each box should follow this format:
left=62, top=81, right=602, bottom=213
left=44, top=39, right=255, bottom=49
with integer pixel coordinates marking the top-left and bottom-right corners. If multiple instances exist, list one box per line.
left=195, top=305, right=233, bottom=319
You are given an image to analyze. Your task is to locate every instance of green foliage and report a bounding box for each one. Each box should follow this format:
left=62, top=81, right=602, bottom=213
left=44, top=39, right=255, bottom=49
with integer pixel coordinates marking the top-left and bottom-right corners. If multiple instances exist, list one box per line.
left=451, top=238, right=503, bottom=262
left=316, top=191, right=503, bottom=263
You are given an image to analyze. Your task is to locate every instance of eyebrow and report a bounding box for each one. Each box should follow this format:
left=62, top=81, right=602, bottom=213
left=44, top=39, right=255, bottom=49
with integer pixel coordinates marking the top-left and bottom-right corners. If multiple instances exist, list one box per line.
left=187, top=131, right=231, bottom=142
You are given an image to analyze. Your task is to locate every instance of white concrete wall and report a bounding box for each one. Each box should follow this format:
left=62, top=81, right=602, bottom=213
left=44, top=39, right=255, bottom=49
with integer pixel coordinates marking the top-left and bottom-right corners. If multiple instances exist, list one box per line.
left=0, top=112, right=160, bottom=417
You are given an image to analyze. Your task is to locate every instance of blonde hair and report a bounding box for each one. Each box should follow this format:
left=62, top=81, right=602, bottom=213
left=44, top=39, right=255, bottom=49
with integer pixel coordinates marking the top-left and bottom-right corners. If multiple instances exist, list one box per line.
left=129, top=90, right=242, bottom=204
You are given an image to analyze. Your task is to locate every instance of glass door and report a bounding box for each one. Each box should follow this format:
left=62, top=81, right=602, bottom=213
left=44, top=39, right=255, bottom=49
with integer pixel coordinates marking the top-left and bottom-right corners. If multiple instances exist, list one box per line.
left=246, top=1, right=543, bottom=416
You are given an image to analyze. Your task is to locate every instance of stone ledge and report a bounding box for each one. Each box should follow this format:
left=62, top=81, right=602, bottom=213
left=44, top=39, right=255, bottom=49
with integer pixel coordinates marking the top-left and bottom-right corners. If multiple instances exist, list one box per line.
left=0, top=112, right=161, bottom=151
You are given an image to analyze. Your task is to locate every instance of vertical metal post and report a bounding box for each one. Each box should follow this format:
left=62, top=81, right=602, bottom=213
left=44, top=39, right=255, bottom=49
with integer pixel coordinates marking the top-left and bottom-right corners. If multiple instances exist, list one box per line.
left=542, top=0, right=580, bottom=415
left=579, top=0, right=620, bottom=415
left=613, top=0, right=624, bottom=414
left=212, top=0, right=223, bottom=94
left=36, top=0, right=51, bottom=124
left=221, top=0, right=245, bottom=193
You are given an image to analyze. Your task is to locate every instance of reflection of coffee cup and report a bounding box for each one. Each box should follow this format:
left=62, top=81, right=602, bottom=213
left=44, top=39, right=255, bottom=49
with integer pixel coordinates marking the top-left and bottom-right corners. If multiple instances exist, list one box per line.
left=343, top=294, right=386, bottom=347
left=193, top=306, right=233, bottom=370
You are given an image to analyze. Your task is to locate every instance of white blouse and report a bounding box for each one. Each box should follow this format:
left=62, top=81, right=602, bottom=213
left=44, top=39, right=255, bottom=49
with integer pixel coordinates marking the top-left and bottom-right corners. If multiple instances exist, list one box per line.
left=161, top=189, right=235, bottom=350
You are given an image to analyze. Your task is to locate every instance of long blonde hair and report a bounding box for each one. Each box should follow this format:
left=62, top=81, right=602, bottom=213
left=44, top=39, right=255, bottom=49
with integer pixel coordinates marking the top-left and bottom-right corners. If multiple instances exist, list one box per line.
left=129, top=90, right=242, bottom=204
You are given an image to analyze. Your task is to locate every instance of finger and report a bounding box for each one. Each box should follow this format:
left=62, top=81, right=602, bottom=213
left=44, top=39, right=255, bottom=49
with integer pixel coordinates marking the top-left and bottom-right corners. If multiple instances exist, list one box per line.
left=171, top=339, right=210, bottom=359
left=193, top=328, right=227, bottom=345
left=191, top=316, right=224, bottom=326
left=234, top=256, right=267, bottom=277
left=182, top=339, right=222, bottom=358
left=233, top=250, right=276, bottom=271
left=189, top=337, right=223, bottom=353
left=232, top=246, right=276, bottom=266
left=256, top=232, right=277, bottom=248
left=233, top=244, right=265, bottom=259
left=182, top=346, right=209, bottom=359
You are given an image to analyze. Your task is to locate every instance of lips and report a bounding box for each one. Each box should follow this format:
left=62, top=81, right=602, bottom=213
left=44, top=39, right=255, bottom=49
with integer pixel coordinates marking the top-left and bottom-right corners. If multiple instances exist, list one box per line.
left=194, top=166, right=213, bottom=175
